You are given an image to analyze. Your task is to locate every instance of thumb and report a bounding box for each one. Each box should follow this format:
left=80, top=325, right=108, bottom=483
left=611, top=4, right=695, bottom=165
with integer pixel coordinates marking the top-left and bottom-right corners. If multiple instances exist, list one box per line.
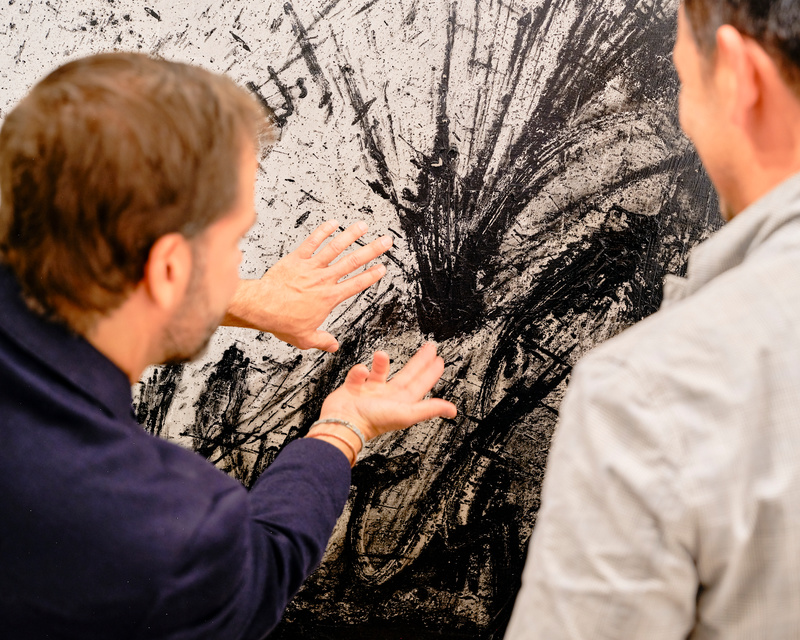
left=309, top=330, right=339, bottom=353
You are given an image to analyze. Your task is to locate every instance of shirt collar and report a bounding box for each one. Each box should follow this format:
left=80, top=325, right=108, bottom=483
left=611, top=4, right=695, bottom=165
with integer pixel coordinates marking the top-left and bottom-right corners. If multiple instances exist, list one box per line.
left=663, top=171, right=800, bottom=306
left=0, top=266, right=134, bottom=420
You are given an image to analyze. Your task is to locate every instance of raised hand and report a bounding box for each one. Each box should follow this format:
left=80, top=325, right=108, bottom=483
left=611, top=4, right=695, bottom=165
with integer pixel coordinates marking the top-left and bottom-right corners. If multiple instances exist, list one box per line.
left=318, top=343, right=458, bottom=441
left=223, top=220, right=392, bottom=352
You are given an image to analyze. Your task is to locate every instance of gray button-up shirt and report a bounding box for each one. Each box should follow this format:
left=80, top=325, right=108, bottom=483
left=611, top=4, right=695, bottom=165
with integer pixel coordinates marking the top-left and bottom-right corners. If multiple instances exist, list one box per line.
left=505, top=172, right=800, bottom=639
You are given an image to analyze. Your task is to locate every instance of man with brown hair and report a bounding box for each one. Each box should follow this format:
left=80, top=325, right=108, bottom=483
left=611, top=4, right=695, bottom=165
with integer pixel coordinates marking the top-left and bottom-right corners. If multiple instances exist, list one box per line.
left=0, top=52, right=457, bottom=639
left=505, top=1, right=800, bottom=638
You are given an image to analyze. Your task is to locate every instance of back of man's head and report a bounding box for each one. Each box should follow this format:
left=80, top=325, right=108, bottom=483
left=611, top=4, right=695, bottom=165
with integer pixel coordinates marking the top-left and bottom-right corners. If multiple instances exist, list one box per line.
left=683, top=0, right=800, bottom=93
left=0, top=52, right=270, bottom=332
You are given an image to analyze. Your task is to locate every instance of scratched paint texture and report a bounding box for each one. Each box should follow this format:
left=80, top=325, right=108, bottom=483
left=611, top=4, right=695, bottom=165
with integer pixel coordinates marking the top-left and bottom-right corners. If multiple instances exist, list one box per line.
left=1, top=0, right=719, bottom=637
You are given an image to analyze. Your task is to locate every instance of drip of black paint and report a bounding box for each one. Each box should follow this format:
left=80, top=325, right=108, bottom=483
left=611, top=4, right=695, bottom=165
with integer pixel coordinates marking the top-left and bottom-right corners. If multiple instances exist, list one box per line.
left=188, top=344, right=252, bottom=467
left=134, top=365, right=182, bottom=437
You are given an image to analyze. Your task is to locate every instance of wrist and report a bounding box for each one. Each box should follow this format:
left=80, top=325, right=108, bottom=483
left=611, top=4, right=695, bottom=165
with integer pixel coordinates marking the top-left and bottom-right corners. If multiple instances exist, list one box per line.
left=317, top=413, right=377, bottom=441
left=222, top=278, right=288, bottom=333
left=221, top=280, right=261, bottom=329
left=306, top=421, right=364, bottom=466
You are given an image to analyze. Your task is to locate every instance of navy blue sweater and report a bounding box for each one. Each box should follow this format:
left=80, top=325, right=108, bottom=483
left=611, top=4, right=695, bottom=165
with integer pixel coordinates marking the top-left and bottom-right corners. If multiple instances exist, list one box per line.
left=0, top=267, right=352, bottom=639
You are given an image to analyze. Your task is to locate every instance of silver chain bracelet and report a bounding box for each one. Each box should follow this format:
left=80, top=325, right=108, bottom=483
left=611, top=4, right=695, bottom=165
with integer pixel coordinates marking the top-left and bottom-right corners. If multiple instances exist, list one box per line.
left=310, top=418, right=367, bottom=448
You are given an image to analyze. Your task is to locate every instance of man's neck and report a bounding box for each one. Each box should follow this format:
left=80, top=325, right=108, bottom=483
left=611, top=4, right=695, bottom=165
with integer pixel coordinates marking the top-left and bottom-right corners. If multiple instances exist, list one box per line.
left=725, top=79, right=800, bottom=220
left=85, top=289, right=163, bottom=384
left=726, top=161, right=800, bottom=221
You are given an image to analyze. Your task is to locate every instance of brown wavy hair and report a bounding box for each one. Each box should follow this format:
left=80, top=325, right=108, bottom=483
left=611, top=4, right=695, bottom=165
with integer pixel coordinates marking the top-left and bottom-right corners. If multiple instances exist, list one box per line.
left=0, top=52, right=273, bottom=331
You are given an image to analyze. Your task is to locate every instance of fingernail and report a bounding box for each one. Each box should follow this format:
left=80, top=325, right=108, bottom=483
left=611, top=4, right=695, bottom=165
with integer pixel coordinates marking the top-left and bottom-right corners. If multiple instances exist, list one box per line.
left=357, top=221, right=368, bottom=232
left=327, top=219, right=339, bottom=230
left=380, top=235, right=393, bottom=248
left=375, top=264, right=386, bottom=276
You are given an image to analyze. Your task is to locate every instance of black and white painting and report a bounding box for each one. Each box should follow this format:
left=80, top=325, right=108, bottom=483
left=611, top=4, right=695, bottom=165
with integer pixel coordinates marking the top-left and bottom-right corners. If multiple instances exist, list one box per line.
left=1, top=0, right=719, bottom=637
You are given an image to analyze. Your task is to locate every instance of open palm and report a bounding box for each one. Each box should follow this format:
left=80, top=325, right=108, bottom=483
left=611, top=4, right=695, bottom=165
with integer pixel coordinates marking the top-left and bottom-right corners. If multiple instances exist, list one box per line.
left=319, top=343, right=457, bottom=440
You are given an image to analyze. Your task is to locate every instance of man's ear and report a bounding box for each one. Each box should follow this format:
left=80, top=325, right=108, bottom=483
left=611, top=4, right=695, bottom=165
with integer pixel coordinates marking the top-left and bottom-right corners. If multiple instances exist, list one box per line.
left=716, top=25, right=773, bottom=127
left=143, top=233, right=193, bottom=312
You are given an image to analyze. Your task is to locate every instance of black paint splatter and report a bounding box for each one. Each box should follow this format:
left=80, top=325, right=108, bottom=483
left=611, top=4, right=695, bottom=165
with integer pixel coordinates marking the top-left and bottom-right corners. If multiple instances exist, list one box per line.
left=230, top=30, right=252, bottom=52
left=355, top=0, right=381, bottom=16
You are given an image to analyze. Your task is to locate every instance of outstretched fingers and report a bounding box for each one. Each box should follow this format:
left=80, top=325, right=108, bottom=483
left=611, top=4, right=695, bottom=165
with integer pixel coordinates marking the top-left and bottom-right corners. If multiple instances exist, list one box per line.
left=294, top=219, right=340, bottom=259
left=334, top=264, right=387, bottom=304
left=389, top=343, right=440, bottom=390
left=320, top=346, right=458, bottom=440
left=404, top=398, right=458, bottom=425
left=406, top=355, right=447, bottom=400
left=344, top=363, right=371, bottom=387
left=313, top=221, right=368, bottom=266
left=366, top=351, right=391, bottom=383
left=330, top=234, right=393, bottom=280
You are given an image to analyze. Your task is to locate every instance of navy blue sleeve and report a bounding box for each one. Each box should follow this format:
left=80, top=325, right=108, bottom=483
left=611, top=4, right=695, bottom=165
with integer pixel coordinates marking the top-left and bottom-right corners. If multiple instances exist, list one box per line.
left=138, top=438, right=351, bottom=640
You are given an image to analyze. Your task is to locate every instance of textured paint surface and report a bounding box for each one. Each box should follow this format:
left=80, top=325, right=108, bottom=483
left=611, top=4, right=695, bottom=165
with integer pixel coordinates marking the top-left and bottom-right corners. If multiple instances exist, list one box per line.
left=1, top=0, right=719, bottom=637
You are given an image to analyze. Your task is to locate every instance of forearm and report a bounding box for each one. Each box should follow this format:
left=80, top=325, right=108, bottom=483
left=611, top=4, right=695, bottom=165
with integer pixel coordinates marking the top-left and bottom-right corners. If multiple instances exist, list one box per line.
left=243, top=438, right=352, bottom=638
left=221, top=279, right=271, bottom=330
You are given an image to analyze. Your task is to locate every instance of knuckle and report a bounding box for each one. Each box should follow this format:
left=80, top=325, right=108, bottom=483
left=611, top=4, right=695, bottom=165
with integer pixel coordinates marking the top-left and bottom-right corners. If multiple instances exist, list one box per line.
left=307, top=233, right=323, bottom=247
left=345, top=253, right=362, bottom=271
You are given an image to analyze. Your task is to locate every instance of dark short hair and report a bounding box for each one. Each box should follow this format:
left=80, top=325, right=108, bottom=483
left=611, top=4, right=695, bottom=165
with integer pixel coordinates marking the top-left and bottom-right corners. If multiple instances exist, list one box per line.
left=683, top=0, right=800, bottom=92
left=0, top=52, right=272, bottom=331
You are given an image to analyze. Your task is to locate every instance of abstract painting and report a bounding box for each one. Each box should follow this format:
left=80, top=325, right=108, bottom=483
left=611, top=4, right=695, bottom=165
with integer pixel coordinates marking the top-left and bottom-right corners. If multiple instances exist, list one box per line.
left=1, top=0, right=719, bottom=637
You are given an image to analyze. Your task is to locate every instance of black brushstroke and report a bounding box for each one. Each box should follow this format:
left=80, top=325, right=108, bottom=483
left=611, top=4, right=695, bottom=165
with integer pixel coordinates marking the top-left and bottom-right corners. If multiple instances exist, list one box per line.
left=335, top=57, right=400, bottom=206
left=246, top=66, right=294, bottom=128
left=144, top=7, right=160, bottom=21
left=351, top=96, right=376, bottom=125
left=134, top=365, right=182, bottom=438
left=299, top=189, right=321, bottom=203
left=355, top=0, right=380, bottom=16
left=283, top=3, right=334, bottom=119
left=403, top=0, right=417, bottom=26
left=185, top=344, right=259, bottom=480
left=230, top=31, right=252, bottom=52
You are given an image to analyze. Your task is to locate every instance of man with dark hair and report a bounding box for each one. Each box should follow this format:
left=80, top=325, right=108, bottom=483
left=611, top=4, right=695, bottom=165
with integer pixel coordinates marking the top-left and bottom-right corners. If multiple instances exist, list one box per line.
left=0, top=52, right=457, bottom=639
left=506, top=1, right=800, bottom=638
